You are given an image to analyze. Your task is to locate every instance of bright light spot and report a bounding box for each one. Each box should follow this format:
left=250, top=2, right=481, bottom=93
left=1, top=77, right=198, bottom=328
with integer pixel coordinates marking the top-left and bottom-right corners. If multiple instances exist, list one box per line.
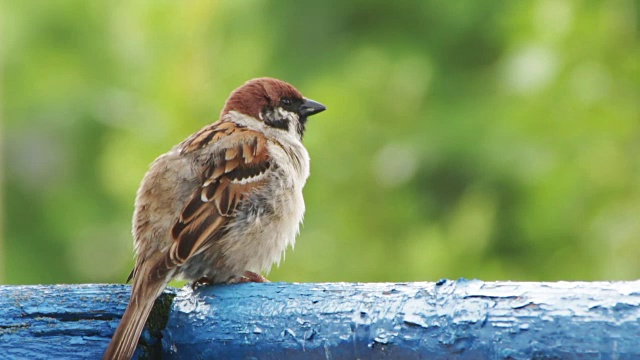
left=503, top=45, right=558, bottom=94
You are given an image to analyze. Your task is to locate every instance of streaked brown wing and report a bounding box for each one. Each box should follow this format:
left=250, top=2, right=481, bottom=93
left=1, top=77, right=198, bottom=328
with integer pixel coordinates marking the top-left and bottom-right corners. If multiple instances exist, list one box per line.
left=168, top=123, right=270, bottom=266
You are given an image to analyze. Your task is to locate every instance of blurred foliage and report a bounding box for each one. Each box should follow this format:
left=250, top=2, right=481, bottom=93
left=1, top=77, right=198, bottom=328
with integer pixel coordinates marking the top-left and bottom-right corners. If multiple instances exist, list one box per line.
left=2, top=0, right=639, bottom=285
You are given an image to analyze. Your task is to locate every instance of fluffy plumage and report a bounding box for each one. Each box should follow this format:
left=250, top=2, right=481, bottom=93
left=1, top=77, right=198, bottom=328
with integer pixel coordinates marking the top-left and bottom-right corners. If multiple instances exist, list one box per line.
left=103, top=78, right=325, bottom=360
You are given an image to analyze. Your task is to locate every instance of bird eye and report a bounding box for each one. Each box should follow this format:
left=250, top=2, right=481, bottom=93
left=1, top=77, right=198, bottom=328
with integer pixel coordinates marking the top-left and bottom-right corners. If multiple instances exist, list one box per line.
left=281, top=98, right=292, bottom=106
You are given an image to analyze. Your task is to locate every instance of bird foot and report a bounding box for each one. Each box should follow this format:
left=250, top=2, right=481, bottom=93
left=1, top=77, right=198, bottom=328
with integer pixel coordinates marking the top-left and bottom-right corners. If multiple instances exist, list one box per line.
left=227, top=271, right=271, bottom=284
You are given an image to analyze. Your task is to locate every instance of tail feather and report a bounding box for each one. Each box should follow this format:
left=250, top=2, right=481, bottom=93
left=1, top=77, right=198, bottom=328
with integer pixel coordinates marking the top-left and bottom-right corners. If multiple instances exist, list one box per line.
left=103, top=275, right=168, bottom=360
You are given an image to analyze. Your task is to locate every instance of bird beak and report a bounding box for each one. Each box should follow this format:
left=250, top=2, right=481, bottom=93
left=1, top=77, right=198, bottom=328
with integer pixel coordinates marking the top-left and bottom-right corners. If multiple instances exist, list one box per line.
left=299, top=98, right=326, bottom=117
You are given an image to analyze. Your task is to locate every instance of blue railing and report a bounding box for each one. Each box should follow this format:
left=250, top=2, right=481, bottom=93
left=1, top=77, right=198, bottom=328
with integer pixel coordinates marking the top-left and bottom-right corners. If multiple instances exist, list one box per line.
left=1, top=280, right=639, bottom=359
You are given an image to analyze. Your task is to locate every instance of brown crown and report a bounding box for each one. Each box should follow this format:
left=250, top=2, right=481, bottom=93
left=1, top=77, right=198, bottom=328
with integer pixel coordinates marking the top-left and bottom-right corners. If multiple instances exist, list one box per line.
left=221, top=78, right=304, bottom=119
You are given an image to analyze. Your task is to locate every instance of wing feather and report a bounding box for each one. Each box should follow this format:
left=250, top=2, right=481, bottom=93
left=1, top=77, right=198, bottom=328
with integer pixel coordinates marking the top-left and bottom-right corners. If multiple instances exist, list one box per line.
left=167, top=122, right=271, bottom=268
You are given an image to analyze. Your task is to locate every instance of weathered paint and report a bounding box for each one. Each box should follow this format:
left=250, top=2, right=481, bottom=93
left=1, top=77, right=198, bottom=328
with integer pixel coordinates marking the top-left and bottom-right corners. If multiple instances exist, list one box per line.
left=1, top=281, right=639, bottom=359
left=164, top=280, right=640, bottom=359
left=0, top=284, right=174, bottom=359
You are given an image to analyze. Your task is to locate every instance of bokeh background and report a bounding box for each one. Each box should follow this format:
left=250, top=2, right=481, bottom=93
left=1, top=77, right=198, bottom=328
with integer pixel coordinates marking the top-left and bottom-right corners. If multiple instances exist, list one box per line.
left=2, top=1, right=639, bottom=285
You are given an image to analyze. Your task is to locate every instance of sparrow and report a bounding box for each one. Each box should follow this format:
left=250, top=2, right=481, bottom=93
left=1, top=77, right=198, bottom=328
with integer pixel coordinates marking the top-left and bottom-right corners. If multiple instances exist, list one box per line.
left=103, top=78, right=326, bottom=360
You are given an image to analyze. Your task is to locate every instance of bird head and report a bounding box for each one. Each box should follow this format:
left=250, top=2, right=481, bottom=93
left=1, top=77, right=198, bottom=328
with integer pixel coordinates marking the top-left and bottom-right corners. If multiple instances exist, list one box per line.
left=222, top=77, right=326, bottom=138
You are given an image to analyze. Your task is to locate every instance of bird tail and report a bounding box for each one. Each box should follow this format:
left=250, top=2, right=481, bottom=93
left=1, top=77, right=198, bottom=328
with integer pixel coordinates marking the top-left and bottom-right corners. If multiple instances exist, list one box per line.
left=103, top=267, right=169, bottom=360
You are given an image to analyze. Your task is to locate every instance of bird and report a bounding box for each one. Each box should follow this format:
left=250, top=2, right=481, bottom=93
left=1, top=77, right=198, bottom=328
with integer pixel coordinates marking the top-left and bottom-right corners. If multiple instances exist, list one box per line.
left=103, top=78, right=326, bottom=360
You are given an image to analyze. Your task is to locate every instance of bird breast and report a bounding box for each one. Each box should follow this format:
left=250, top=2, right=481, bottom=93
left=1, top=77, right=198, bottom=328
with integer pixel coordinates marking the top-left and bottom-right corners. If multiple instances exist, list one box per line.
left=217, top=138, right=310, bottom=277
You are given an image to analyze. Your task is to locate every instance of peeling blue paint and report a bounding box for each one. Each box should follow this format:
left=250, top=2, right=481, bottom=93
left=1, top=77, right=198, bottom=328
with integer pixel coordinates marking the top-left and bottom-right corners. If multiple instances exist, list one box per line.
left=164, top=280, right=640, bottom=359
left=1, top=281, right=639, bottom=359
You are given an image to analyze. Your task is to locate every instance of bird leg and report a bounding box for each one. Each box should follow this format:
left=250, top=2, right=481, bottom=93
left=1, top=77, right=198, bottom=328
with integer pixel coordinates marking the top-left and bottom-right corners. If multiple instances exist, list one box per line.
left=242, top=271, right=271, bottom=283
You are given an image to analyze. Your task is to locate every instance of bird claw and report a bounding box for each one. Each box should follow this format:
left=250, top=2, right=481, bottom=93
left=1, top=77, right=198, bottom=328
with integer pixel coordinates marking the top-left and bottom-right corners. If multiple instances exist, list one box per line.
left=243, top=271, right=271, bottom=283
left=227, top=271, right=271, bottom=284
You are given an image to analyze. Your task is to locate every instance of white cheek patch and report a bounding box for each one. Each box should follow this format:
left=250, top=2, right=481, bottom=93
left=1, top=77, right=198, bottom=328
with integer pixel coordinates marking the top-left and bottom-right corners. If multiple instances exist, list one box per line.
left=276, top=107, right=288, bottom=119
left=275, top=107, right=300, bottom=136
left=276, top=107, right=298, bottom=122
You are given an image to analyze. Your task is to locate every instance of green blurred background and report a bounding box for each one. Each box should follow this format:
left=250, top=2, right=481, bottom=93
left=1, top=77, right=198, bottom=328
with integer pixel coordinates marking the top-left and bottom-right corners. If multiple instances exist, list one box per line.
left=2, top=1, right=639, bottom=285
